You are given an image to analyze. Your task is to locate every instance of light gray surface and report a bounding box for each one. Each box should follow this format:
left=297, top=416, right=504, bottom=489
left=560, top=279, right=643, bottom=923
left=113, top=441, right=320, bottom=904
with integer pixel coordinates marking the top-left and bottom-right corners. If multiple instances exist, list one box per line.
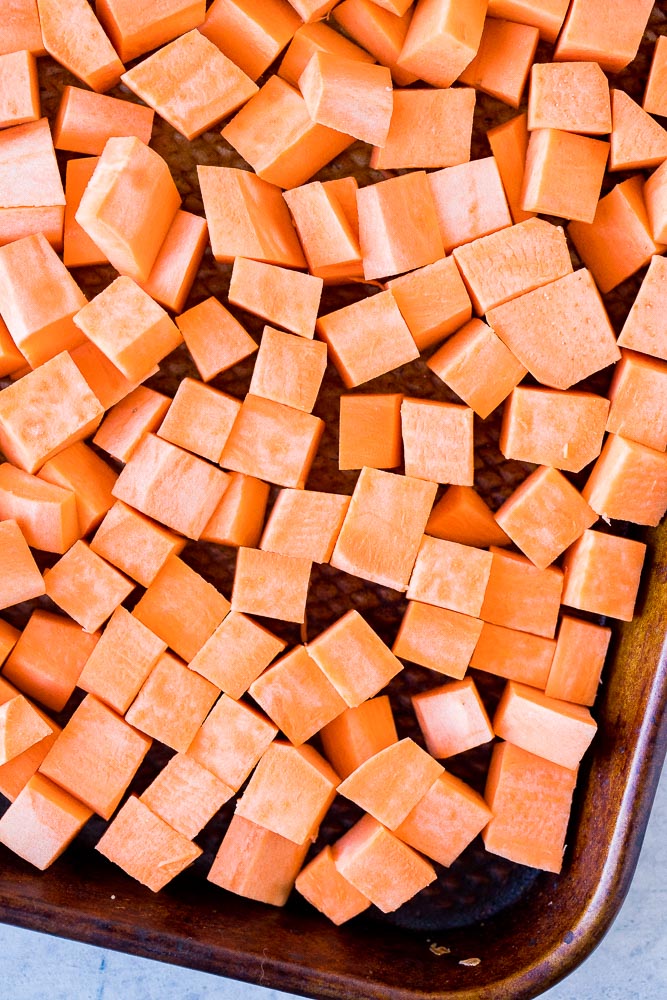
left=1, top=763, right=665, bottom=1000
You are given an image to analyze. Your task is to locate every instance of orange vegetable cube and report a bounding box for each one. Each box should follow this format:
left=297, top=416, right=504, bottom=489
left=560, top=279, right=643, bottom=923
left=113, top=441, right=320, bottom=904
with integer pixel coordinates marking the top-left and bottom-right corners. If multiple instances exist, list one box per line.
left=394, top=770, right=493, bottom=867
left=39, top=693, right=152, bottom=819
left=494, top=680, right=597, bottom=771
left=198, top=165, right=306, bottom=268
left=308, top=609, right=403, bottom=708
left=200, top=472, right=270, bottom=548
left=137, top=209, right=208, bottom=314
left=397, top=0, right=487, bottom=88
left=157, top=378, right=241, bottom=464
left=231, top=546, right=312, bottom=624
left=486, top=0, right=568, bottom=42
left=220, top=394, right=324, bottom=490
left=77, top=606, right=167, bottom=715
left=125, top=652, right=219, bottom=753
left=121, top=30, right=258, bottom=141
left=500, top=386, right=609, bottom=473
left=371, top=86, right=475, bottom=170
left=53, top=85, right=154, bottom=155
left=132, top=554, right=230, bottom=663
left=189, top=611, right=286, bottom=699
left=332, top=0, right=417, bottom=88
left=332, top=813, right=435, bottom=913
left=221, top=75, right=354, bottom=190
left=283, top=180, right=363, bottom=284
left=644, top=158, right=667, bottom=243
left=606, top=350, right=667, bottom=452
left=428, top=156, right=512, bottom=253
left=298, top=52, right=393, bottom=148
left=644, top=34, right=667, bottom=117
left=520, top=129, right=609, bottom=223
left=0, top=463, right=79, bottom=554
left=69, top=339, right=152, bottom=412
left=112, top=433, right=230, bottom=540
left=0, top=232, right=86, bottom=368
left=279, top=19, right=375, bottom=90
left=338, top=738, right=443, bottom=830
left=37, top=441, right=117, bottom=538
left=407, top=536, right=492, bottom=617
left=486, top=269, right=620, bottom=390
left=392, top=600, right=483, bottom=679
left=401, top=398, right=474, bottom=486
left=458, top=18, right=538, bottom=108
left=249, top=326, right=327, bottom=412
left=562, top=528, right=646, bottom=622
left=260, top=488, right=350, bottom=563
left=92, top=386, right=171, bottom=465
left=545, top=615, right=611, bottom=707
left=483, top=740, right=577, bottom=873
left=481, top=547, right=563, bottom=638
left=554, top=0, right=653, bottom=73
left=44, top=540, right=135, bottom=633
left=0, top=119, right=65, bottom=248
left=295, top=845, right=371, bottom=925
left=97, top=0, right=206, bottom=62
left=95, top=794, right=202, bottom=891
left=249, top=645, right=346, bottom=746
left=0, top=620, right=20, bottom=668
left=320, top=695, right=398, bottom=781
left=0, top=0, right=45, bottom=56
left=140, top=753, right=234, bottom=840
left=3, top=609, right=99, bottom=712
left=494, top=466, right=597, bottom=570
left=236, top=741, right=339, bottom=845
left=528, top=61, right=611, bottom=134
left=617, top=254, right=667, bottom=361
left=583, top=433, right=667, bottom=526
left=0, top=773, right=92, bottom=870
left=317, top=290, right=419, bottom=389
left=73, top=276, right=182, bottom=383
left=487, top=112, right=535, bottom=225
left=0, top=699, right=60, bottom=804
left=229, top=258, right=323, bottom=341
left=412, top=679, right=493, bottom=760
left=470, top=622, right=557, bottom=688
left=202, top=0, right=301, bottom=82
left=0, top=352, right=103, bottom=475
left=331, top=468, right=437, bottom=592
left=386, top=255, right=472, bottom=352
left=90, top=501, right=186, bottom=589
left=186, top=693, right=277, bottom=791
left=0, top=50, right=39, bottom=129
left=427, top=319, right=526, bottom=420
left=0, top=317, right=23, bottom=378
left=37, top=0, right=125, bottom=93
left=425, top=485, right=511, bottom=549
left=63, top=157, right=107, bottom=268
left=610, top=88, right=667, bottom=172
left=208, top=813, right=309, bottom=907
left=176, top=296, right=258, bottom=383
left=338, top=393, right=403, bottom=471
left=0, top=694, right=53, bottom=766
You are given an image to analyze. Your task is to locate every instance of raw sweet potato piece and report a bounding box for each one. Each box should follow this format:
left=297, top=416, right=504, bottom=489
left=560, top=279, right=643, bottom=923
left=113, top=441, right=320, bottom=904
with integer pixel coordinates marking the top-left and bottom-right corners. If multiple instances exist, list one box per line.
left=44, top=540, right=135, bottom=634
left=176, top=296, right=258, bottom=382
left=561, top=528, right=646, bottom=622
left=397, top=0, right=487, bottom=88
left=189, top=611, right=286, bottom=700
left=53, top=86, right=154, bottom=155
left=642, top=159, right=667, bottom=244
left=470, top=622, right=557, bottom=688
left=320, top=695, right=398, bottom=781
left=0, top=698, right=60, bottom=803
left=481, top=547, right=563, bottom=638
left=186, top=693, right=277, bottom=791
left=37, top=441, right=117, bottom=537
left=407, top=535, right=492, bottom=618
left=426, top=486, right=511, bottom=549
left=487, top=113, right=534, bottom=225
left=140, top=753, right=234, bottom=840
left=411, top=679, right=493, bottom=759
left=228, top=257, right=323, bottom=340
left=545, top=616, right=611, bottom=707
left=520, top=129, right=609, bottom=223
left=157, top=377, right=241, bottom=464
left=0, top=0, right=45, bottom=56
left=0, top=119, right=65, bottom=248
left=554, top=0, right=653, bottom=73
left=298, top=52, right=393, bottom=148
left=617, top=254, right=667, bottom=361
left=96, top=0, right=206, bottom=63
left=69, top=340, right=152, bottom=412
left=582, top=433, right=667, bottom=526
left=644, top=34, right=667, bottom=117
left=260, top=488, right=350, bottom=563
left=528, top=61, right=611, bottom=134
left=295, top=845, right=371, bottom=925
left=486, top=0, right=568, bottom=43
left=137, top=210, right=208, bottom=315
left=609, top=88, right=667, bottom=172
left=0, top=620, right=20, bottom=668
left=458, top=18, right=538, bottom=108
left=428, top=156, right=512, bottom=253
left=231, top=546, right=312, bottom=625
left=279, top=20, right=374, bottom=89
left=0, top=773, right=92, bottom=870
left=0, top=694, right=53, bottom=766
left=90, top=501, right=186, bottom=589
left=63, top=157, right=107, bottom=268
left=392, top=600, right=483, bottom=679
left=0, top=463, right=79, bottom=554
left=202, top=0, right=301, bottom=82
left=332, top=0, right=417, bottom=88
left=0, top=520, right=44, bottom=612
left=200, top=472, right=270, bottom=549
left=386, top=255, right=472, bottom=351
left=0, top=50, right=40, bottom=129
left=401, top=398, right=474, bottom=486
left=0, top=319, right=23, bottom=378
left=338, top=394, right=403, bottom=471
left=606, top=350, right=667, bottom=452
left=92, top=386, right=171, bottom=465
left=283, top=180, right=363, bottom=284
left=37, top=0, right=125, bottom=93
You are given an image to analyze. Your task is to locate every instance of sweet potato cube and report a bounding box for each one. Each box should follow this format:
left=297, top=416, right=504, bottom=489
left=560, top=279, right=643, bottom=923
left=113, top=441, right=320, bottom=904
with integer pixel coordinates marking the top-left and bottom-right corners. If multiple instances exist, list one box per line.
left=332, top=0, right=417, bottom=88
left=235, top=741, right=339, bottom=845
left=554, top=0, right=653, bottom=74
left=528, top=61, right=611, bottom=134
left=208, top=813, right=309, bottom=907
left=0, top=0, right=45, bottom=56
left=63, top=155, right=107, bottom=268
left=44, top=541, right=134, bottom=634
left=0, top=773, right=92, bottom=870
left=470, top=622, right=557, bottom=689
left=644, top=33, right=667, bottom=116
left=487, top=112, right=534, bottom=226
left=90, top=501, right=186, bottom=589
left=189, top=612, right=286, bottom=700
left=428, top=156, right=512, bottom=253
left=249, top=645, right=346, bottom=746
left=279, top=19, right=374, bottom=89
left=0, top=50, right=39, bottom=129
left=140, top=753, right=234, bottom=840
left=332, top=813, right=436, bottom=913
left=494, top=680, right=597, bottom=771
left=231, top=546, right=312, bottom=625
left=125, top=652, right=219, bottom=753
left=229, top=258, right=323, bottom=341
left=583, top=434, right=667, bottom=526
left=562, top=529, right=646, bottom=622
left=330, top=468, right=437, bottom=592
left=37, top=0, right=124, bottom=93
left=37, top=441, right=118, bottom=537
left=500, top=386, right=609, bottom=473
left=298, top=52, right=393, bottom=148
left=609, top=88, right=667, bottom=172
left=77, top=606, right=167, bottom=715
left=396, top=0, right=487, bottom=88
left=70, top=339, right=151, bottom=412
left=320, top=695, right=398, bottom=781
left=617, top=254, right=667, bottom=361
left=606, top=350, right=667, bottom=452
left=157, top=378, right=241, bottom=464
left=96, top=0, right=206, bottom=63
left=0, top=318, right=23, bottom=378
left=338, top=393, right=403, bottom=471
left=482, top=740, right=577, bottom=873
left=0, top=119, right=65, bottom=245
left=3, top=610, right=99, bottom=712
left=200, top=472, right=270, bottom=548
left=112, top=433, right=230, bottom=540
left=283, top=179, right=363, bottom=284
left=39, top=694, right=152, bottom=819
left=186, top=693, right=277, bottom=791
left=545, top=616, right=611, bottom=707
left=249, top=327, right=327, bottom=412
left=295, top=845, right=371, bottom=925
left=202, top=0, right=301, bottom=82
left=338, top=738, right=443, bottom=830
left=401, top=398, right=474, bottom=486
left=137, top=209, right=208, bottom=314
left=370, top=86, right=476, bottom=170
left=0, top=620, right=20, bottom=668
left=412, top=679, right=493, bottom=760
left=176, top=296, right=258, bottom=383
left=0, top=694, right=53, bottom=766
left=394, top=770, right=492, bottom=867
left=392, top=601, right=483, bottom=679
left=386, top=256, right=472, bottom=352
left=260, top=488, right=350, bottom=563
left=481, top=547, right=563, bottom=638
left=73, top=276, right=182, bottom=383
left=643, top=159, right=667, bottom=244
left=93, top=386, right=171, bottom=465
left=458, top=18, right=538, bottom=108
left=53, top=85, right=154, bottom=156
left=407, top=535, right=492, bottom=618
left=308, top=610, right=403, bottom=708
left=520, top=129, right=609, bottom=223
left=220, top=394, right=324, bottom=490
left=0, top=465, right=78, bottom=555
left=0, top=701, right=60, bottom=804
left=95, top=795, right=202, bottom=891
left=425, top=485, right=511, bottom=549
